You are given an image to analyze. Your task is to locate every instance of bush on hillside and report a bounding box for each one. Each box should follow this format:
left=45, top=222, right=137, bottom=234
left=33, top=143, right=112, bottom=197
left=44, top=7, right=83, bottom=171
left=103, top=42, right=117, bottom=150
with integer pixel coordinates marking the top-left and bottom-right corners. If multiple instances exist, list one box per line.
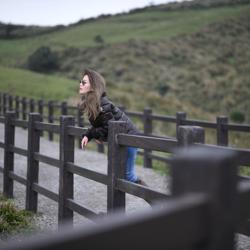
left=27, top=46, right=59, bottom=73
left=94, top=35, right=104, bottom=44
left=230, top=111, right=245, bottom=123
left=156, top=83, right=170, bottom=96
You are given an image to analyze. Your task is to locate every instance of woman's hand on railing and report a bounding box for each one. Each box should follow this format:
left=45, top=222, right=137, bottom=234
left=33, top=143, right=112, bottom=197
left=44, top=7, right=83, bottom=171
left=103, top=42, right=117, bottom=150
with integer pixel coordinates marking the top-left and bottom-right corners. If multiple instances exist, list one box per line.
left=81, top=136, right=89, bottom=150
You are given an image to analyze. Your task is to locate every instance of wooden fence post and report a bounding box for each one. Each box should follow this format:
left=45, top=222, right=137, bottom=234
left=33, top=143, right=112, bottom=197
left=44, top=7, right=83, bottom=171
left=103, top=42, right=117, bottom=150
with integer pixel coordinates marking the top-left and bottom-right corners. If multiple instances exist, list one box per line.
left=38, top=100, right=44, bottom=136
left=143, top=108, right=153, bottom=168
left=217, top=116, right=228, bottom=146
left=61, top=101, right=68, bottom=116
left=3, top=111, right=16, bottom=198
left=107, top=121, right=127, bottom=213
left=22, top=97, right=27, bottom=121
left=177, top=125, right=205, bottom=146
left=38, top=99, right=44, bottom=116
left=3, top=93, right=7, bottom=114
left=48, top=100, right=54, bottom=141
left=15, top=96, right=20, bottom=119
left=0, top=92, right=2, bottom=115
left=171, top=147, right=238, bottom=250
left=8, top=95, right=13, bottom=111
left=29, top=99, right=35, bottom=113
left=77, top=108, right=84, bottom=149
left=58, top=116, right=75, bottom=227
left=26, top=113, right=42, bottom=212
left=176, top=112, right=187, bottom=139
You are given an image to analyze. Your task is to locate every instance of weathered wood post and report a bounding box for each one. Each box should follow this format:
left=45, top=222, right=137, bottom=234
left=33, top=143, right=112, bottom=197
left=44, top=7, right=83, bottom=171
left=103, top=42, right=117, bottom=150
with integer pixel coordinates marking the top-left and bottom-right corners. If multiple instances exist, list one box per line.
left=48, top=100, right=54, bottom=141
left=143, top=108, right=153, bottom=168
left=61, top=101, right=68, bottom=116
left=3, top=93, right=7, bottom=114
left=8, top=95, right=13, bottom=111
left=77, top=107, right=84, bottom=149
left=58, top=116, right=75, bottom=227
left=38, top=99, right=44, bottom=136
left=29, top=99, right=35, bottom=113
left=171, top=147, right=237, bottom=250
left=3, top=111, right=16, bottom=198
left=217, top=116, right=228, bottom=146
left=22, top=97, right=27, bottom=121
left=38, top=99, right=44, bottom=116
left=0, top=92, right=4, bottom=116
left=177, top=125, right=205, bottom=146
left=176, top=112, right=187, bottom=139
left=15, top=96, right=20, bottom=119
left=0, top=92, right=2, bottom=115
left=26, top=113, right=42, bottom=212
left=107, top=121, right=127, bottom=213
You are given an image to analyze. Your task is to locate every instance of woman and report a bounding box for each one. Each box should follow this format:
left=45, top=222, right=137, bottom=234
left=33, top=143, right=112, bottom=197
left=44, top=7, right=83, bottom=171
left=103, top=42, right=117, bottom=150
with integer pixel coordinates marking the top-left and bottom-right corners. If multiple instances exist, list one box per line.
left=79, top=68, right=146, bottom=185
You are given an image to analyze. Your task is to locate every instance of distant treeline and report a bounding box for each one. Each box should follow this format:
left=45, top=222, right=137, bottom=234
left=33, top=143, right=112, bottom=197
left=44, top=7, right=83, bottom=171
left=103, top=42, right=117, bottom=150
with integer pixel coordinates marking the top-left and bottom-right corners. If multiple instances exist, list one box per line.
left=0, top=23, right=65, bottom=39
left=0, top=0, right=249, bottom=39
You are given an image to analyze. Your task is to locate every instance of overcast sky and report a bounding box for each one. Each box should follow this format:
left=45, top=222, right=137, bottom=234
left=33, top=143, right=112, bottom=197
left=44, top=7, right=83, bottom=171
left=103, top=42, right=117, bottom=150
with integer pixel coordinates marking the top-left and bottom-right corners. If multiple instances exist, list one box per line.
left=0, top=0, right=189, bottom=26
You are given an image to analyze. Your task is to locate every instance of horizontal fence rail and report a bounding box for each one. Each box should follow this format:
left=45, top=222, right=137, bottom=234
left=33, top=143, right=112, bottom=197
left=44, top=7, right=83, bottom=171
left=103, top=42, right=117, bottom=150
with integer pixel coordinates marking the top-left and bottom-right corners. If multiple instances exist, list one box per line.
left=0, top=112, right=176, bottom=229
left=1, top=92, right=250, bottom=170
left=117, top=133, right=178, bottom=152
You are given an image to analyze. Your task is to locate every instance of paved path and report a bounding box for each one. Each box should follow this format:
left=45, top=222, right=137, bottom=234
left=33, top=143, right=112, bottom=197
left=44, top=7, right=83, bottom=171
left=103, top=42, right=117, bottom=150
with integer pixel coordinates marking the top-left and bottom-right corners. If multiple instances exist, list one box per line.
left=0, top=123, right=250, bottom=249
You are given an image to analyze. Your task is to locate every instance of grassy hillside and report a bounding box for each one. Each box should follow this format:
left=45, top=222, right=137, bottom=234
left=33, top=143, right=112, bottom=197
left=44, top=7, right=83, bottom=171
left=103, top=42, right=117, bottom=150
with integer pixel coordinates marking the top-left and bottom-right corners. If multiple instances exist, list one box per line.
left=0, top=66, right=76, bottom=100
left=57, top=10, right=250, bottom=122
left=0, top=65, right=213, bottom=119
left=0, top=1, right=249, bottom=126
left=0, top=4, right=249, bottom=66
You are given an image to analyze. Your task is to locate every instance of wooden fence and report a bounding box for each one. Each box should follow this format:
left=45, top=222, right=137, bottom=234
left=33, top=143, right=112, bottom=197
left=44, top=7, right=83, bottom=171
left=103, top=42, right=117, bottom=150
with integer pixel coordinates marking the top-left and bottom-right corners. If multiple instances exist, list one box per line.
left=1, top=145, right=250, bottom=250
left=1, top=92, right=250, bottom=169
left=1, top=111, right=250, bottom=233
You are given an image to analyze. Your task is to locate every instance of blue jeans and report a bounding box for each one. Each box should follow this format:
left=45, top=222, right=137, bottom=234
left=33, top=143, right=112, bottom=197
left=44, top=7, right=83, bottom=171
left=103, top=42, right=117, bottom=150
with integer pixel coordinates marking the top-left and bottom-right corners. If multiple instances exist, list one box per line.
left=126, top=147, right=138, bottom=182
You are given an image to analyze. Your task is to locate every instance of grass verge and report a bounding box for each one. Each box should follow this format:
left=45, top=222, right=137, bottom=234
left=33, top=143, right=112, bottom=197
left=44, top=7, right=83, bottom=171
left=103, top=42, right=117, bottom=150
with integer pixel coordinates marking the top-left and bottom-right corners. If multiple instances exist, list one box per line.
left=0, top=193, right=35, bottom=240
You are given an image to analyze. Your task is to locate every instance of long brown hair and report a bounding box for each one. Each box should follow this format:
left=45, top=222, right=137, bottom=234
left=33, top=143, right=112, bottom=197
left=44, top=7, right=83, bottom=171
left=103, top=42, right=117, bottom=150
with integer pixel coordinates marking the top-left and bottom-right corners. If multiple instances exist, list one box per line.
left=79, top=69, right=106, bottom=120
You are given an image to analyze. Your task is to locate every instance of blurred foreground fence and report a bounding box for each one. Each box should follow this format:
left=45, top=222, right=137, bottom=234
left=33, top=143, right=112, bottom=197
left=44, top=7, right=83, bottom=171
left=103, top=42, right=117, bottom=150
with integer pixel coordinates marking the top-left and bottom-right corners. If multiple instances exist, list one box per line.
left=1, top=92, right=250, bottom=169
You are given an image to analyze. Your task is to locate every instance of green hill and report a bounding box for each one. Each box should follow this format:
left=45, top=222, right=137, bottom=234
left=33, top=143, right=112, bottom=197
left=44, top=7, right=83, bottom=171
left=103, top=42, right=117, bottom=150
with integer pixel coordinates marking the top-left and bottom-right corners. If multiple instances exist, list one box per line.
left=0, top=66, right=76, bottom=100
left=0, top=3, right=248, bottom=66
left=0, top=1, right=249, bottom=125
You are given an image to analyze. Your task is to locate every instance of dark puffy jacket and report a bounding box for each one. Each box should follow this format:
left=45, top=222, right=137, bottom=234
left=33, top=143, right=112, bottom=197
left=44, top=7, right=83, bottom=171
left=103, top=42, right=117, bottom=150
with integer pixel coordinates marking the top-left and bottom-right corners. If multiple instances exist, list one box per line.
left=83, top=93, right=139, bottom=142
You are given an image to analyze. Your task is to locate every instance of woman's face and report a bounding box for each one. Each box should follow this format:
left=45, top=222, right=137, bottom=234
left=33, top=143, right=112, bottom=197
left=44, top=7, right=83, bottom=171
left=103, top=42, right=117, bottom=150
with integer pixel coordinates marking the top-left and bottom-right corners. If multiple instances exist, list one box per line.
left=79, top=74, right=92, bottom=94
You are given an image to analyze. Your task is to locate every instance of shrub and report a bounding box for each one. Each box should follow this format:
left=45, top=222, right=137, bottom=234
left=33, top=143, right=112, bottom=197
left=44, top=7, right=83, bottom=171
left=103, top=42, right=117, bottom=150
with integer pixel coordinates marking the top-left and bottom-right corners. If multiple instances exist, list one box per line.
left=0, top=193, right=34, bottom=239
left=27, top=46, right=59, bottom=73
left=94, top=35, right=104, bottom=44
left=156, top=82, right=170, bottom=96
left=230, top=111, right=245, bottom=123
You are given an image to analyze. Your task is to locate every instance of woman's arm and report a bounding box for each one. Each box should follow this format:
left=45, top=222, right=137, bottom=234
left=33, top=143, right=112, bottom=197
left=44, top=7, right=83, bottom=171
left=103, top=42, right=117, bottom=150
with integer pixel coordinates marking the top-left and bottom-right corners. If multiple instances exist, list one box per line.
left=82, top=111, right=114, bottom=143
